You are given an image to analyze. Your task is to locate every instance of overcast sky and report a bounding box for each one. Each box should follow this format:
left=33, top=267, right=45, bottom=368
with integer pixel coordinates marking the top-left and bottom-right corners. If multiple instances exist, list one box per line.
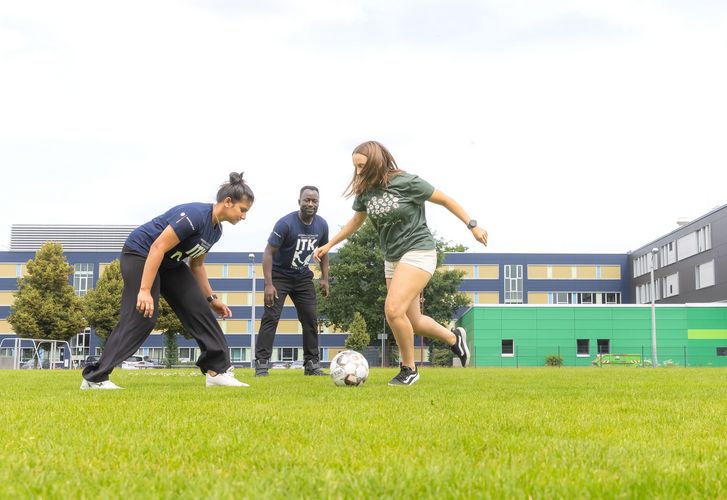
left=1, top=0, right=725, bottom=255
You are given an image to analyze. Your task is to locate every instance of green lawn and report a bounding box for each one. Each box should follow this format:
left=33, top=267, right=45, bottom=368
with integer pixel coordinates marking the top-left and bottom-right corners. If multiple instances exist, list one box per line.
left=1, top=367, right=725, bottom=498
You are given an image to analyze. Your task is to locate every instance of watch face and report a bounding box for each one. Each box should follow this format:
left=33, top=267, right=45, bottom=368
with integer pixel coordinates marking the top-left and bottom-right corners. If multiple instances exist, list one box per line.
left=468, top=219, right=477, bottom=229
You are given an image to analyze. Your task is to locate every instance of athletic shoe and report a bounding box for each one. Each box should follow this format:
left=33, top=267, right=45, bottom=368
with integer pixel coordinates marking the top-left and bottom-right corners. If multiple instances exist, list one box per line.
left=451, top=326, right=470, bottom=367
left=388, top=364, right=419, bottom=386
left=80, top=379, right=123, bottom=390
left=206, top=368, right=249, bottom=387
left=304, top=358, right=327, bottom=376
left=255, top=358, right=270, bottom=377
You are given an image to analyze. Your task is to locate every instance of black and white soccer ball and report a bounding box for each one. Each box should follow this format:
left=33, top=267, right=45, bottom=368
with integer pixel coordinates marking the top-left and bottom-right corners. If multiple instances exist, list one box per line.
left=330, top=350, right=369, bottom=386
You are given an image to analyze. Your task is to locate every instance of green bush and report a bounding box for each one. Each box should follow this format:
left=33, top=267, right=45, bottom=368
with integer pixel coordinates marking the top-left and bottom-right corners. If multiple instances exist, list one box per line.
left=545, top=354, right=564, bottom=367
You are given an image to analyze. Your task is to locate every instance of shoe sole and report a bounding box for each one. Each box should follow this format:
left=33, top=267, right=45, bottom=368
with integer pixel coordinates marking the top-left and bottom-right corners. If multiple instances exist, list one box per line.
left=455, top=327, right=470, bottom=367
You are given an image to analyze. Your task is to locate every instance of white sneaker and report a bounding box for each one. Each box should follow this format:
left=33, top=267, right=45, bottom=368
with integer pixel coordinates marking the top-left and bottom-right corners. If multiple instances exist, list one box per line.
left=206, top=368, right=249, bottom=388
left=80, top=379, right=123, bottom=390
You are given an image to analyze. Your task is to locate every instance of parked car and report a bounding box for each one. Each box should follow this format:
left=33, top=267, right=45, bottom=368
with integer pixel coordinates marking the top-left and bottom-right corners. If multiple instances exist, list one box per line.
left=271, top=361, right=289, bottom=370
left=289, top=360, right=305, bottom=370
left=79, top=355, right=100, bottom=368
left=121, top=355, right=158, bottom=369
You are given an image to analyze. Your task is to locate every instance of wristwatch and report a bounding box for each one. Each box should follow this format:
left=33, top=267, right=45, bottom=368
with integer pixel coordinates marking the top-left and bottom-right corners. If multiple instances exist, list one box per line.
left=206, top=294, right=218, bottom=303
left=466, top=219, right=477, bottom=230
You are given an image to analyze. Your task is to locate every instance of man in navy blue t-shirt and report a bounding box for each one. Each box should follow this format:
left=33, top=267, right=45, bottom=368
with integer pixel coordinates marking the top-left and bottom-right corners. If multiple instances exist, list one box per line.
left=255, top=186, right=330, bottom=376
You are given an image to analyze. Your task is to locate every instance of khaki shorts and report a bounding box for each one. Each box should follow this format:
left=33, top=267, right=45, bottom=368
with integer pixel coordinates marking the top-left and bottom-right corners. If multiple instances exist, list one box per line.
left=384, top=249, right=437, bottom=279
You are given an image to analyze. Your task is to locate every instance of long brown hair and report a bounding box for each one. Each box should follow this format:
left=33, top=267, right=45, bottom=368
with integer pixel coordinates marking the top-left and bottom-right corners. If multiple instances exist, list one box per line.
left=344, top=141, right=402, bottom=198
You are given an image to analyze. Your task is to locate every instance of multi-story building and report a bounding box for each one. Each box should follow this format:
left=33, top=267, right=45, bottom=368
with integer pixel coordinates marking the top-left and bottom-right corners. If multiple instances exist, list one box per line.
left=1, top=203, right=725, bottom=366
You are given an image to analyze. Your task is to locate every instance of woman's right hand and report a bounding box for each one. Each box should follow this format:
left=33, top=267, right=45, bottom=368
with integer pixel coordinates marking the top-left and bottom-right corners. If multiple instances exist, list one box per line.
left=313, top=243, right=330, bottom=263
left=136, top=289, right=154, bottom=318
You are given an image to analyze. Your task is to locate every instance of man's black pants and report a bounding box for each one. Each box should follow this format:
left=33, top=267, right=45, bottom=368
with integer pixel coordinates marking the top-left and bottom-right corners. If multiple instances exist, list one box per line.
left=255, top=270, right=320, bottom=363
left=82, top=252, right=231, bottom=382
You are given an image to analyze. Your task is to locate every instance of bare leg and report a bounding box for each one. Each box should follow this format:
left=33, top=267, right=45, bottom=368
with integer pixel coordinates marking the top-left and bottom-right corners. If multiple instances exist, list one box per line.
left=385, top=263, right=455, bottom=369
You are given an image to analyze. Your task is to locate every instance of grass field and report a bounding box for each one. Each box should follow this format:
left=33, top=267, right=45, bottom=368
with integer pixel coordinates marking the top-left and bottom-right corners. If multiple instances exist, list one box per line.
left=1, top=367, right=725, bottom=499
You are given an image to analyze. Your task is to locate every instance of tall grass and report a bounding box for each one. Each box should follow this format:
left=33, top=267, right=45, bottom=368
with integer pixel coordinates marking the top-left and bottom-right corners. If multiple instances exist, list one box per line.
left=1, top=367, right=725, bottom=498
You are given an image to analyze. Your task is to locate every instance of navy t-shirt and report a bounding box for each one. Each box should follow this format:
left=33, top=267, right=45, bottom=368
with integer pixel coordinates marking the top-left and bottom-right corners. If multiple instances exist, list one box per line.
left=125, top=203, right=222, bottom=269
left=268, top=211, right=329, bottom=278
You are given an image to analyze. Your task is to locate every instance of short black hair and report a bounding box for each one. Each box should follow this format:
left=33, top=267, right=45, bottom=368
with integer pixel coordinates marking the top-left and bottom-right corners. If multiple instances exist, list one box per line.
left=299, top=186, right=319, bottom=197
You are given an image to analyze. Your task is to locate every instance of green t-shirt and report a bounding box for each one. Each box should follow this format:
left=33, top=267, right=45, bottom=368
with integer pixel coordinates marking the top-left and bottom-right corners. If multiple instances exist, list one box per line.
left=352, top=172, right=436, bottom=261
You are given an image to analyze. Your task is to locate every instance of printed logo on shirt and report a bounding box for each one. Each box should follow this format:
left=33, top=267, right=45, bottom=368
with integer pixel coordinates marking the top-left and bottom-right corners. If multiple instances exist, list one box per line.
left=170, top=239, right=212, bottom=262
left=367, top=193, right=399, bottom=216
left=292, top=234, right=318, bottom=269
left=175, top=212, right=196, bottom=231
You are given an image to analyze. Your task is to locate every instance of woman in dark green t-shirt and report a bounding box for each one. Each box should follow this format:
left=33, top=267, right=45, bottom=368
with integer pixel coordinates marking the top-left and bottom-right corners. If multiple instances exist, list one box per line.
left=314, top=141, right=488, bottom=386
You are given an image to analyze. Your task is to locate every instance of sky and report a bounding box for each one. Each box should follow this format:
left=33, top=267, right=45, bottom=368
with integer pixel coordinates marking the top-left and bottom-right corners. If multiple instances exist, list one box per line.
left=1, top=0, right=726, bottom=255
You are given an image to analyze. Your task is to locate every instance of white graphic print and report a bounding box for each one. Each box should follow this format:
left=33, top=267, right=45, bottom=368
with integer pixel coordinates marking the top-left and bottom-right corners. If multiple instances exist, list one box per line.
left=170, top=239, right=212, bottom=261
left=292, top=235, right=318, bottom=269
left=366, top=192, right=399, bottom=216
left=175, top=212, right=195, bottom=231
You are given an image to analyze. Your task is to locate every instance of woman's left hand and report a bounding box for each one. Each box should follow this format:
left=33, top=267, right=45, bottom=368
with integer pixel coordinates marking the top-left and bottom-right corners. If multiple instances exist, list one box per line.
left=472, top=226, right=488, bottom=246
left=210, top=299, right=232, bottom=319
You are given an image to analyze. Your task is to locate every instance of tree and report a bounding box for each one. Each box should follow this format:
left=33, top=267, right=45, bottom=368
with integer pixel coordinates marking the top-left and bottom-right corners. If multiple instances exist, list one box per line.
left=83, top=259, right=123, bottom=346
left=155, top=300, right=192, bottom=367
left=345, top=311, right=370, bottom=352
left=319, top=222, right=471, bottom=346
left=8, top=242, right=86, bottom=341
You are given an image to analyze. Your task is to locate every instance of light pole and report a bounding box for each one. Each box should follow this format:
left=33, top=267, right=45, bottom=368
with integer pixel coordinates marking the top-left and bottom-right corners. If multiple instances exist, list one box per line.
left=649, top=247, right=659, bottom=367
left=249, top=253, right=256, bottom=369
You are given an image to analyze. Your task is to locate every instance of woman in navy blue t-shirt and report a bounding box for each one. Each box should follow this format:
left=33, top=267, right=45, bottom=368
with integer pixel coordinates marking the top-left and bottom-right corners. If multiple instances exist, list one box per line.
left=81, top=172, right=254, bottom=389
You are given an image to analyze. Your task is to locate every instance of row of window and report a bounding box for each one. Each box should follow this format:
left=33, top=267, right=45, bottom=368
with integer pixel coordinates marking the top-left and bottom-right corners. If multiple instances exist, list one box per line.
left=499, top=339, right=727, bottom=357
left=633, top=224, right=711, bottom=278
left=634, top=260, right=715, bottom=303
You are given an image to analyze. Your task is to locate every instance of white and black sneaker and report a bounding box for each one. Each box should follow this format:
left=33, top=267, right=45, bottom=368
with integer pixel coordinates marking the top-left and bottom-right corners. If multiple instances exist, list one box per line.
left=80, top=379, right=123, bottom=390
left=388, top=364, right=420, bottom=386
left=206, top=367, right=249, bottom=387
left=451, top=327, right=470, bottom=367
left=255, top=358, right=270, bottom=377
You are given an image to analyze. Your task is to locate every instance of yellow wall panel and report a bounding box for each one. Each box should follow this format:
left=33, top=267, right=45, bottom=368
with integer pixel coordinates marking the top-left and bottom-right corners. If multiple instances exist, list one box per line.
left=601, top=265, right=621, bottom=279
left=448, top=265, right=474, bottom=279
left=225, top=320, right=248, bottom=334
left=225, top=292, right=248, bottom=306
left=0, top=291, right=15, bottom=306
left=552, top=265, right=573, bottom=279
left=0, top=320, right=14, bottom=333
left=277, top=321, right=301, bottom=333
left=528, top=292, right=549, bottom=304
left=478, top=292, right=500, bottom=304
left=205, top=264, right=225, bottom=278
left=253, top=264, right=263, bottom=276
left=576, top=266, right=597, bottom=279
left=227, top=264, right=247, bottom=278
left=0, top=264, right=18, bottom=278
left=478, top=265, right=499, bottom=279
left=528, top=265, right=548, bottom=279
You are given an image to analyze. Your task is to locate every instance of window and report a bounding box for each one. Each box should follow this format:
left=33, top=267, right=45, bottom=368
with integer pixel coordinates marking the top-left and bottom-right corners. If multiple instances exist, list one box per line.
left=697, top=225, right=712, bottom=252
left=660, top=241, right=676, bottom=267
left=597, top=339, right=610, bottom=354
left=662, top=273, right=679, bottom=298
left=578, top=293, right=595, bottom=304
left=71, top=329, right=91, bottom=357
left=717, top=347, right=727, bottom=357
left=178, top=347, right=197, bottom=362
left=279, top=347, right=298, bottom=361
left=73, top=263, right=94, bottom=296
left=501, top=339, right=514, bottom=357
left=504, top=265, right=523, bottom=304
left=553, top=292, right=571, bottom=304
left=577, top=339, right=590, bottom=356
left=229, top=347, right=245, bottom=362
left=695, top=260, right=715, bottom=290
left=604, top=293, right=620, bottom=304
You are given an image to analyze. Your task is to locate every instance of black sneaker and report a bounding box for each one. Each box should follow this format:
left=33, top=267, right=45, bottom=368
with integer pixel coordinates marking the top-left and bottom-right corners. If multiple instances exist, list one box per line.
left=255, top=358, right=270, bottom=377
left=388, top=364, right=419, bottom=386
left=451, top=327, right=470, bottom=367
left=304, top=359, right=326, bottom=376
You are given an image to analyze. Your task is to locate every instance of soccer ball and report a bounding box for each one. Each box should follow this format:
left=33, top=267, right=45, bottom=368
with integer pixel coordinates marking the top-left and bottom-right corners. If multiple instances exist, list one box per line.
left=330, top=350, right=369, bottom=386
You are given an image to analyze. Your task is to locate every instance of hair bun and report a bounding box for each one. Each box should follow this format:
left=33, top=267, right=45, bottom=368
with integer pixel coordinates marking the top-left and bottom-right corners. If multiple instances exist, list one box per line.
left=229, top=172, right=244, bottom=184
